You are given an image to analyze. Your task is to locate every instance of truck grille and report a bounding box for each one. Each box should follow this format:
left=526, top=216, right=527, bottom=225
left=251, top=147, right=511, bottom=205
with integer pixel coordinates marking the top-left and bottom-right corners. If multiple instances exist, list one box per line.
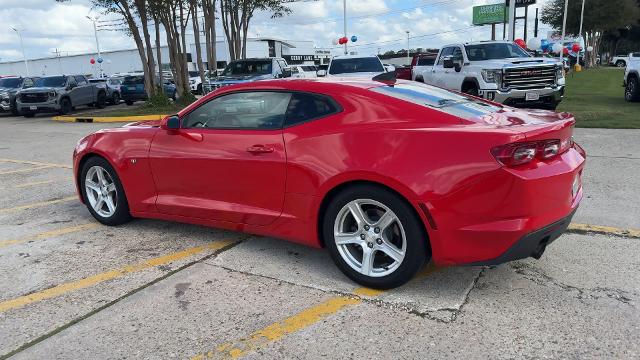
left=203, top=82, right=235, bottom=95
left=503, top=65, right=556, bottom=90
left=20, top=93, right=49, bottom=103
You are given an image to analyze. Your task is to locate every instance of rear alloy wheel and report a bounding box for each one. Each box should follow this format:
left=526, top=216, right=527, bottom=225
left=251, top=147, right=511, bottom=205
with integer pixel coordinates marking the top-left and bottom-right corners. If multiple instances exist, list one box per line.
left=81, top=157, right=131, bottom=226
left=463, top=85, right=479, bottom=97
left=110, top=92, right=121, bottom=105
left=625, top=77, right=640, bottom=102
left=59, top=98, right=72, bottom=115
left=323, top=185, right=429, bottom=289
left=125, top=100, right=133, bottom=106
left=616, top=60, right=626, bottom=68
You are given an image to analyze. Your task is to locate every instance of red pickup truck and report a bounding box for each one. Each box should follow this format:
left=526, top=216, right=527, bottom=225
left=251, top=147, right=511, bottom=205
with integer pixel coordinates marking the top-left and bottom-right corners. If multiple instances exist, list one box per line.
left=395, top=53, right=437, bottom=81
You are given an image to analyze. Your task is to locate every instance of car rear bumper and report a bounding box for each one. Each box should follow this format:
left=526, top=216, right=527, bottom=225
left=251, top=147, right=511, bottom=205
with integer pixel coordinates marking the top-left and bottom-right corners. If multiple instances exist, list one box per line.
left=425, top=145, right=585, bottom=266
left=468, top=208, right=577, bottom=266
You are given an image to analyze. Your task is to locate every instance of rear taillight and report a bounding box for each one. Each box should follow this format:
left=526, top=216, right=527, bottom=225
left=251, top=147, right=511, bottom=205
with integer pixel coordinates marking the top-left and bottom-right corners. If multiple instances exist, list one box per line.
left=491, top=139, right=567, bottom=167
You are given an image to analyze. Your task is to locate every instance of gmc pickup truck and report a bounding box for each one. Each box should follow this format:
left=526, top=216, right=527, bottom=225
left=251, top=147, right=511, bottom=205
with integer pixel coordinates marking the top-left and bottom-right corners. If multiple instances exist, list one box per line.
left=16, top=74, right=107, bottom=117
left=420, top=41, right=565, bottom=110
left=203, top=58, right=291, bottom=94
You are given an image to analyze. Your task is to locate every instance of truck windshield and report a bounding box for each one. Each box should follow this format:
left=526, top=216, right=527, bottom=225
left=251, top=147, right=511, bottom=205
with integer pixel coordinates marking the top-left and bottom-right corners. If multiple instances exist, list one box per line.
left=34, top=76, right=66, bottom=87
left=0, top=78, right=22, bottom=88
left=371, top=82, right=502, bottom=120
left=222, top=61, right=272, bottom=76
left=465, top=43, right=531, bottom=61
left=329, top=57, right=384, bottom=74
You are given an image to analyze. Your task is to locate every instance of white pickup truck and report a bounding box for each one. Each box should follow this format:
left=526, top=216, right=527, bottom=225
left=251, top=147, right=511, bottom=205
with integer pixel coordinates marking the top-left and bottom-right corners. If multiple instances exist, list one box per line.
left=420, top=41, right=566, bottom=110
left=611, top=52, right=640, bottom=68
left=624, top=56, right=640, bottom=102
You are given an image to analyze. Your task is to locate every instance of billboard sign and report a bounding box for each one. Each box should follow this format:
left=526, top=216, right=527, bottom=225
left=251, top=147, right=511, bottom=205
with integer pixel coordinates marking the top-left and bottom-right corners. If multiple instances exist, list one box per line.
left=472, top=3, right=506, bottom=26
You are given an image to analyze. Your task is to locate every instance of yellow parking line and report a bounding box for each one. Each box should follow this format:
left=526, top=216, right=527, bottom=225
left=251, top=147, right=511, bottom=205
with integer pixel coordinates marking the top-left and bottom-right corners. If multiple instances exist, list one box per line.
left=0, top=158, right=72, bottom=169
left=0, top=240, right=236, bottom=313
left=0, top=165, right=56, bottom=175
left=0, top=223, right=100, bottom=249
left=0, top=196, right=77, bottom=214
left=569, top=223, right=640, bottom=238
left=12, top=180, right=56, bottom=189
left=192, top=264, right=440, bottom=360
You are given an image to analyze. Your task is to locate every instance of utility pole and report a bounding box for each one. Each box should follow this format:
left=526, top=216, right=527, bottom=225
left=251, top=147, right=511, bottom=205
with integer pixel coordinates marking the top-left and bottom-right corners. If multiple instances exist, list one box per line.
left=576, top=0, right=586, bottom=68
left=343, top=0, right=348, bottom=55
left=534, top=8, right=539, bottom=38
left=406, top=31, right=410, bottom=65
left=560, top=0, right=569, bottom=62
left=11, top=28, right=29, bottom=76
left=508, top=0, right=516, bottom=41
left=86, top=16, right=103, bottom=78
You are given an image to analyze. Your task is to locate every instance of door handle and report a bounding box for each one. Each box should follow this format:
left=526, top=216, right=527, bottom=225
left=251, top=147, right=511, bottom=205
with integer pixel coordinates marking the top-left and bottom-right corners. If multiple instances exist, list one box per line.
left=246, top=145, right=275, bottom=154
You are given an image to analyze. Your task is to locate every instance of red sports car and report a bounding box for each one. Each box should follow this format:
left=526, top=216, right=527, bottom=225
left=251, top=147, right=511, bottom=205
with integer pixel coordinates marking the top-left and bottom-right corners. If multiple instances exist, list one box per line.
left=73, top=77, right=585, bottom=289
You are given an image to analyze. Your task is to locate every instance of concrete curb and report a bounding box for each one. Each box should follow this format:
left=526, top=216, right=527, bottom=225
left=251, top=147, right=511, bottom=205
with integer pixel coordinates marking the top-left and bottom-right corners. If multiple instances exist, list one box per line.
left=52, top=114, right=167, bottom=123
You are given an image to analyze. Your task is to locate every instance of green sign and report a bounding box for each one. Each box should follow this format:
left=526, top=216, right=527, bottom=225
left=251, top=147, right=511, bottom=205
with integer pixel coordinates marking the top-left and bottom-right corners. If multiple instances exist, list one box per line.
left=472, top=3, right=506, bottom=25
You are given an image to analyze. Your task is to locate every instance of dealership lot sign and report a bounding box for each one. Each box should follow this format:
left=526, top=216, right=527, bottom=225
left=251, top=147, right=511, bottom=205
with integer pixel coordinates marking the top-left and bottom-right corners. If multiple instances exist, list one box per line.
left=472, top=3, right=506, bottom=25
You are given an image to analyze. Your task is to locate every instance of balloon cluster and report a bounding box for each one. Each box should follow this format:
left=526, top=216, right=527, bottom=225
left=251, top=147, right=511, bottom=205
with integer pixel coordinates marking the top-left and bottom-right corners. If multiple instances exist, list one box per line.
left=333, top=35, right=357, bottom=45
left=514, top=37, right=591, bottom=55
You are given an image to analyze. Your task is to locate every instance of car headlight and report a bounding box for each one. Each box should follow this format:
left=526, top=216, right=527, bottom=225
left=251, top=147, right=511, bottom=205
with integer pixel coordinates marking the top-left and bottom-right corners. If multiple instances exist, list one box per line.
left=481, top=69, right=502, bottom=84
left=48, top=91, right=57, bottom=99
left=0, top=91, right=8, bottom=99
left=189, top=79, right=196, bottom=84
left=556, top=65, right=565, bottom=81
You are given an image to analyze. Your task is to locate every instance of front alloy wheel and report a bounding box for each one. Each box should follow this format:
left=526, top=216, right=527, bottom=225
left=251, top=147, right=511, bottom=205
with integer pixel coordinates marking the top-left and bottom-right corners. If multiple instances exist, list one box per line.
left=323, top=185, right=429, bottom=289
left=81, top=157, right=131, bottom=226
left=625, top=77, right=640, bottom=102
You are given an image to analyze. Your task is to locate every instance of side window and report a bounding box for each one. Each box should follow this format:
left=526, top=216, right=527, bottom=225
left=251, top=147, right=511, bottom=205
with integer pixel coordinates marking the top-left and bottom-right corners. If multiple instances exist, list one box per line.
left=75, top=76, right=87, bottom=86
left=285, top=92, right=340, bottom=127
left=67, top=76, right=77, bottom=88
left=437, top=47, right=454, bottom=65
left=183, top=91, right=292, bottom=130
left=22, top=78, right=34, bottom=88
left=417, top=57, right=434, bottom=66
left=276, top=60, right=287, bottom=73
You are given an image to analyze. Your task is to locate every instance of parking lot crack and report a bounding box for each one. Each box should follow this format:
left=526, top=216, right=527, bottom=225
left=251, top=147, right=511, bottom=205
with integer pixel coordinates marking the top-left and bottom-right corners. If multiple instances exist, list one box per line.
left=510, top=262, right=636, bottom=307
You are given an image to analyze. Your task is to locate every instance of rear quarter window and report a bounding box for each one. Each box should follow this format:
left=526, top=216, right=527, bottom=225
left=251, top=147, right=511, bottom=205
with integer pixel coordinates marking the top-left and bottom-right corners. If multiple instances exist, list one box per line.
left=285, top=92, right=341, bottom=127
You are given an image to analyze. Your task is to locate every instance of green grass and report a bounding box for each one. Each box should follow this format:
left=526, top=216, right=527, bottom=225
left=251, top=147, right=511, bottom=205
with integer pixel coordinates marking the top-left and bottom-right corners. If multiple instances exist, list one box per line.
left=557, top=68, right=639, bottom=129
left=92, top=103, right=186, bottom=117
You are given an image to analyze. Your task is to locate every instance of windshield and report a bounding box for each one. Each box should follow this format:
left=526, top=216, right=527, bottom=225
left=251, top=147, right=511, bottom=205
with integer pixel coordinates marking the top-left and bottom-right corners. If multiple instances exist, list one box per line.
left=34, top=76, right=66, bottom=88
left=222, top=61, right=272, bottom=76
left=329, top=57, right=384, bottom=74
left=465, top=43, right=531, bottom=61
left=0, top=78, right=22, bottom=88
left=89, top=79, right=106, bottom=83
left=371, top=82, right=501, bottom=120
left=123, top=76, right=144, bottom=85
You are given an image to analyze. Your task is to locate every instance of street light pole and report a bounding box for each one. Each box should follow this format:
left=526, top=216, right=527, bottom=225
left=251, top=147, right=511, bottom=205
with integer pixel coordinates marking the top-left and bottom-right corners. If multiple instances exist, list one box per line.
left=11, top=28, right=29, bottom=76
left=576, top=0, right=586, bottom=68
left=406, top=31, right=410, bottom=65
left=507, top=0, right=516, bottom=41
left=87, top=16, right=103, bottom=78
left=343, top=0, right=348, bottom=55
left=560, top=0, right=569, bottom=63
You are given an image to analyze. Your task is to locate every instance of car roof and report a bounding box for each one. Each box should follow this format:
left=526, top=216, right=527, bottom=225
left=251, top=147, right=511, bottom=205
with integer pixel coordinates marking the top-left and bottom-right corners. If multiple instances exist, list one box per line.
left=331, top=54, right=380, bottom=59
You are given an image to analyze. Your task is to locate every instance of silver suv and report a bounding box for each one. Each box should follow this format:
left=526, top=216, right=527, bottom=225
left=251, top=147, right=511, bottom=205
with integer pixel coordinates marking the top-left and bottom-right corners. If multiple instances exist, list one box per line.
left=16, top=75, right=107, bottom=117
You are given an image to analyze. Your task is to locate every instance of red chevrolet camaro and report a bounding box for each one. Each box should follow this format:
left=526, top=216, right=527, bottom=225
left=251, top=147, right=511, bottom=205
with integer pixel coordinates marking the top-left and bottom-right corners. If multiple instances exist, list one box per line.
left=73, top=77, right=585, bottom=289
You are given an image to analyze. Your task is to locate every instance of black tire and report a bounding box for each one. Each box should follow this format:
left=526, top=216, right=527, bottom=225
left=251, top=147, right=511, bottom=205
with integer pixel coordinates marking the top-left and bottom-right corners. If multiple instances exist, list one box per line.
left=10, top=99, right=19, bottom=116
left=197, top=84, right=203, bottom=95
left=96, top=92, right=107, bottom=109
left=59, top=97, right=72, bottom=115
left=80, top=156, right=132, bottom=226
left=463, top=83, right=479, bottom=97
left=125, top=100, right=134, bottom=106
left=415, top=76, right=424, bottom=83
left=23, top=112, right=35, bottom=118
left=625, top=76, right=640, bottom=102
left=110, top=92, right=120, bottom=105
left=322, top=184, right=430, bottom=289
left=616, top=60, right=626, bottom=68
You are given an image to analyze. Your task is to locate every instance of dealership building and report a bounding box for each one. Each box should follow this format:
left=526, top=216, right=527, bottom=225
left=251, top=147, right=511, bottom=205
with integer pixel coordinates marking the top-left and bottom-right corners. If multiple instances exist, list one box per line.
left=0, top=37, right=333, bottom=77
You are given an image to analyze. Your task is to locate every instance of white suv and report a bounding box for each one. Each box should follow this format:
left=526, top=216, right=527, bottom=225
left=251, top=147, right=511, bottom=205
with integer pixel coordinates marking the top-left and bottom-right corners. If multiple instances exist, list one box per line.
left=319, top=55, right=386, bottom=78
left=624, top=57, right=640, bottom=102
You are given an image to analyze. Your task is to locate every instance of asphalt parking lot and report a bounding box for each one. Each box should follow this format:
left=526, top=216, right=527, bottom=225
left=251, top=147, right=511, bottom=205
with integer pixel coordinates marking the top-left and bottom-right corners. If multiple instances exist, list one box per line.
left=0, top=113, right=639, bottom=359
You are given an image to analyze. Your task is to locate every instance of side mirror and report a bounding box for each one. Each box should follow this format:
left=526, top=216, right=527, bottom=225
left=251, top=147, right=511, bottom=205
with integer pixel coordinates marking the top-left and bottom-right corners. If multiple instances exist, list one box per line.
left=281, top=68, right=292, bottom=78
left=161, top=115, right=181, bottom=131
left=454, top=62, right=462, bottom=73
left=67, top=83, right=76, bottom=90
left=384, top=65, right=396, bottom=72
left=443, top=57, right=454, bottom=69
left=317, top=69, right=327, bottom=77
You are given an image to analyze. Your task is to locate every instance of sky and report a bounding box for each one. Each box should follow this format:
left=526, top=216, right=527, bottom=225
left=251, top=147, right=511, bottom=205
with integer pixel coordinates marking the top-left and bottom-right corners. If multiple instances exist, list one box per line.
left=0, top=0, right=555, bottom=62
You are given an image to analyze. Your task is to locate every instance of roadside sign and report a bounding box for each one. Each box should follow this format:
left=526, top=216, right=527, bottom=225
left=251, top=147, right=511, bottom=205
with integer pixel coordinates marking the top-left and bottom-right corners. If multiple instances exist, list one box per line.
left=472, top=3, right=506, bottom=26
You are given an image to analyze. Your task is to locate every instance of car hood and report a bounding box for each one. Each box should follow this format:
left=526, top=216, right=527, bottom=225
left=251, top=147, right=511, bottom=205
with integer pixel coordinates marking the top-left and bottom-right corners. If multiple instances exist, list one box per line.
left=20, top=87, right=63, bottom=93
left=210, top=74, right=273, bottom=82
left=474, top=57, right=561, bottom=69
left=0, top=87, right=19, bottom=94
left=124, top=119, right=162, bottom=127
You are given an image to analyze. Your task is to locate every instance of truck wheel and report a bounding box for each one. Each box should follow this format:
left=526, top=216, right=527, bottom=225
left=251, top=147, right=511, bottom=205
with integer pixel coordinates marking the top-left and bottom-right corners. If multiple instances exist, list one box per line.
left=125, top=100, right=133, bottom=106
left=415, top=76, right=424, bottom=83
left=463, top=84, right=479, bottom=97
left=616, top=60, right=626, bottom=68
left=10, top=99, right=19, bottom=116
left=110, top=92, right=120, bottom=105
left=197, top=84, right=203, bottom=95
left=625, top=76, right=640, bottom=102
left=59, top=98, right=72, bottom=115
left=96, top=92, right=107, bottom=109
